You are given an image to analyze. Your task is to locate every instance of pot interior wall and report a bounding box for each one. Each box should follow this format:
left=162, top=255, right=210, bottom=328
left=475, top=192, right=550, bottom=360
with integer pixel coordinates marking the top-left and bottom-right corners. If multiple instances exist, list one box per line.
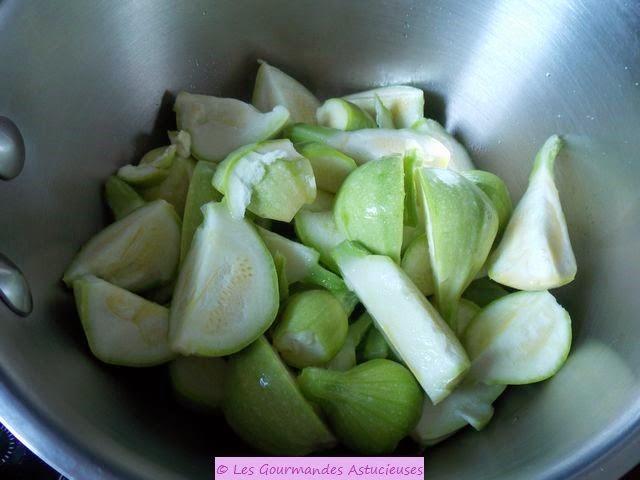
left=1, top=1, right=639, bottom=479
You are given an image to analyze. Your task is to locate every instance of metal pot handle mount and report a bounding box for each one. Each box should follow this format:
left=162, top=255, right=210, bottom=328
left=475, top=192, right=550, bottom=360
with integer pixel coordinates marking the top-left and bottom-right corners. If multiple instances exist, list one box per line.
left=0, top=116, right=32, bottom=316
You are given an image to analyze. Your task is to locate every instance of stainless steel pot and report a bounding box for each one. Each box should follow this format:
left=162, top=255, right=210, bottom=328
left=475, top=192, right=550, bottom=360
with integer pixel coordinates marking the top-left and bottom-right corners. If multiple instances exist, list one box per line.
left=1, top=1, right=639, bottom=478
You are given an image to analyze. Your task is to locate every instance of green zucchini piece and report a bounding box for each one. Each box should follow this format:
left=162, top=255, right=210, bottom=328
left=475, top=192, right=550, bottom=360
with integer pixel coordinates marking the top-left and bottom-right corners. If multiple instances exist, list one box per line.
left=213, top=139, right=316, bottom=222
left=223, top=337, right=336, bottom=455
left=343, top=85, right=424, bottom=128
left=334, top=155, right=404, bottom=262
left=63, top=200, right=181, bottom=292
left=417, top=167, right=498, bottom=326
left=298, top=359, right=423, bottom=454
left=316, top=98, right=376, bottom=131
left=169, top=202, right=279, bottom=356
left=464, top=291, right=572, bottom=384
left=287, top=124, right=450, bottom=166
left=180, top=160, right=222, bottom=262
left=73, top=275, right=174, bottom=366
left=295, top=142, right=356, bottom=193
left=104, top=176, right=145, bottom=220
left=273, top=290, right=348, bottom=368
left=175, top=92, right=289, bottom=162
left=169, top=356, right=227, bottom=411
left=488, top=135, right=577, bottom=290
left=253, top=60, right=319, bottom=124
left=332, top=241, right=470, bottom=404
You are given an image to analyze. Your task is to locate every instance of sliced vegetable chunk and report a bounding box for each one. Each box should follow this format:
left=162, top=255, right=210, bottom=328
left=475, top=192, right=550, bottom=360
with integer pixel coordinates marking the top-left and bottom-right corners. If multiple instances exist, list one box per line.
left=168, top=130, right=191, bottom=158
left=213, top=139, right=316, bottom=221
left=298, top=359, right=423, bottom=454
left=175, top=92, right=289, bottom=161
left=302, top=263, right=359, bottom=315
left=273, top=290, right=348, bottom=368
left=343, top=85, right=424, bottom=128
left=287, top=124, right=450, bottom=166
left=295, top=142, right=357, bottom=193
left=488, top=135, right=577, bottom=290
left=273, top=251, right=289, bottom=301
left=334, top=155, right=405, bottom=262
left=359, top=325, right=391, bottom=361
left=180, top=160, right=222, bottom=262
left=302, top=189, right=334, bottom=212
left=169, top=202, right=279, bottom=356
left=139, top=156, right=195, bottom=217
left=418, top=168, right=499, bottom=327
left=257, top=226, right=320, bottom=284
left=412, top=118, right=474, bottom=171
left=252, top=60, right=319, bottom=124
left=400, top=233, right=434, bottom=296
left=464, top=290, right=572, bottom=385
left=169, top=356, right=227, bottom=411
left=316, top=98, right=376, bottom=131
left=295, top=209, right=345, bottom=272
left=223, top=337, right=336, bottom=455
left=462, top=170, right=513, bottom=238
left=104, top=176, right=145, bottom=220
left=325, top=312, right=373, bottom=371
left=117, top=145, right=176, bottom=187
left=412, top=379, right=505, bottom=446
left=73, top=275, right=174, bottom=366
left=332, top=241, right=470, bottom=404
left=454, top=299, right=481, bottom=337
left=373, top=95, right=395, bottom=128
left=63, top=200, right=181, bottom=292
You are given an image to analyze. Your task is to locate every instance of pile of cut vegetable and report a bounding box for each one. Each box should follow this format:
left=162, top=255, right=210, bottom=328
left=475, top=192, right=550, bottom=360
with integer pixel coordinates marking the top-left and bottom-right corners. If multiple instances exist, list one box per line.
left=63, top=60, right=577, bottom=454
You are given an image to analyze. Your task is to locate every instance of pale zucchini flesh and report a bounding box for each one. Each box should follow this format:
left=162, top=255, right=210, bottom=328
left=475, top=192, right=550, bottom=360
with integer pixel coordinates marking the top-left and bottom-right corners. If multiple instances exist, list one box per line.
left=301, top=189, right=334, bottom=212
left=462, top=169, right=513, bottom=238
left=139, top=156, right=195, bottom=218
left=400, top=233, right=434, bottom=296
left=374, top=95, right=395, bottom=128
left=168, top=130, right=192, bottom=158
left=343, top=85, right=425, bottom=128
left=332, top=241, right=470, bottom=404
left=63, top=200, right=181, bottom=292
left=412, top=379, right=505, bottom=446
left=412, top=118, right=475, bottom=171
left=316, top=98, right=376, bottom=131
left=295, top=142, right=357, bottom=194
left=488, top=135, right=577, bottom=290
left=418, top=167, right=499, bottom=326
left=104, top=176, right=145, bottom=220
left=215, top=139, right=316, bottom=222
left=257, top=226, right=320, bottom=284
left=169, top=202, right=279, bottom=356
left=180, top=160, right=222, bottom=262
left=175, top=92, right=289, bottom=162
left=287, top=124, right=451, bottom=167
left=73, top=275, right=174, bottom=366
left=454, top=298, right=481, bottom=337
left=294, top=209, right=346, bottom=272
left=252, top=60, right=319, bottom=124
left=117, top=145, right=176, bottom=187
left=464, top=290, right=572, bottom=385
